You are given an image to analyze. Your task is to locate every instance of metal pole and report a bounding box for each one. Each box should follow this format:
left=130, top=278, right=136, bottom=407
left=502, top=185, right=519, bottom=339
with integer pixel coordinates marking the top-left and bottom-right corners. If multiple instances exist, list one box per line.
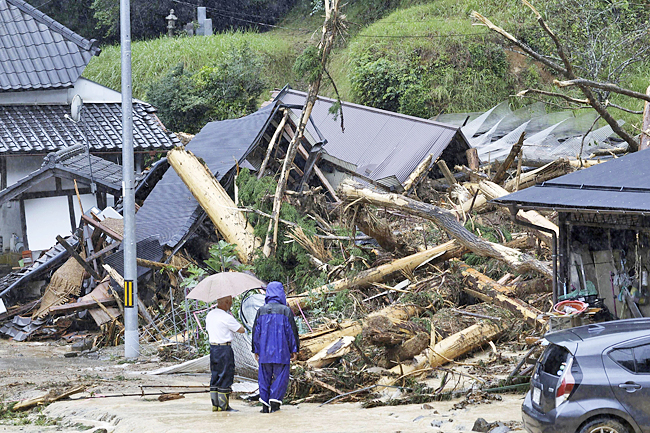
left=121, top=0, right=138, bottom=359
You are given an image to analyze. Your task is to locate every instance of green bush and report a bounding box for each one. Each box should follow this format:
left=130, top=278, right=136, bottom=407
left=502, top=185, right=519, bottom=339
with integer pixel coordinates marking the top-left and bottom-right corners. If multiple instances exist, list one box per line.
left=145, top=41, right=266, bottom=133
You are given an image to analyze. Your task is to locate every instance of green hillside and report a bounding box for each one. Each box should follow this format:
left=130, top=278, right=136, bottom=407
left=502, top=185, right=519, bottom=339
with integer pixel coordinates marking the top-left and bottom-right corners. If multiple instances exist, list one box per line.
left=83, top=0, right=649, bottom=131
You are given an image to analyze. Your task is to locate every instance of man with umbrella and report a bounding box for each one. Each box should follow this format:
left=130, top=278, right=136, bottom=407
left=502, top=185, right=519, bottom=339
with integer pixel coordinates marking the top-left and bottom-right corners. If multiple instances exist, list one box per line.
left=252, top=281, right=299, bottom=413
left=206, top=295, right=245, bottom=411
left=187, top=272, right=266, bottom=412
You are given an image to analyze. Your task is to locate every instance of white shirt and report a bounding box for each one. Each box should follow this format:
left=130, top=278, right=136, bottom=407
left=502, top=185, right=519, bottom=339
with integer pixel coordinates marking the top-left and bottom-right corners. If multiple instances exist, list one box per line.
left=205, top=308, right=242, bottom=344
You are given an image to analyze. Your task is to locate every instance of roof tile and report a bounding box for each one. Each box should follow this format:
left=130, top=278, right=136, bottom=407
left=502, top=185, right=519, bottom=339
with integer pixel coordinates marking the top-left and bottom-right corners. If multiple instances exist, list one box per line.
left=0, top=0, right=100, bottom=91
left=0, top=102, right=180, bottom=155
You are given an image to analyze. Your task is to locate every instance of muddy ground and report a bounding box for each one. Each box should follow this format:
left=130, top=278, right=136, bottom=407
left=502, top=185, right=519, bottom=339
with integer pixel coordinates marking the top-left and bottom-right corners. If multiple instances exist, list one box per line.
left=0, top=339, right=527, bottom=432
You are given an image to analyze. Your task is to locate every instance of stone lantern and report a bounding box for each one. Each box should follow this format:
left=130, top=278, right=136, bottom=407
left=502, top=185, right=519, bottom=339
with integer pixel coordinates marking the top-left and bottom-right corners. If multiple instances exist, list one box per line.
left=166, top=9, right=177, bottom=37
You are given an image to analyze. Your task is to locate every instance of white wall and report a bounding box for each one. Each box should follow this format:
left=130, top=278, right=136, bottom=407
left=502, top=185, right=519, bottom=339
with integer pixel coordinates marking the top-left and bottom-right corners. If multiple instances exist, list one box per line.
left=6, top=155, right=48, bottom=188
left=24, top=194, right=97, bottom=251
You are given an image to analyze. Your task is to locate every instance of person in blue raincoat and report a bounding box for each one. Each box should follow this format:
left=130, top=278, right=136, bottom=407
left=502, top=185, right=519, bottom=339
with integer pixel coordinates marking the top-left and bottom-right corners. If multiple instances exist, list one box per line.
left=252, top=281, right=299, bottom=413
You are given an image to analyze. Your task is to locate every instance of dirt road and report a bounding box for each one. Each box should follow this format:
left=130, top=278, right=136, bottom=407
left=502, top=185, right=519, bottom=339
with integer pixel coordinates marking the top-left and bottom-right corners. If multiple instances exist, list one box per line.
left=0, top=339, right=526, bottom=432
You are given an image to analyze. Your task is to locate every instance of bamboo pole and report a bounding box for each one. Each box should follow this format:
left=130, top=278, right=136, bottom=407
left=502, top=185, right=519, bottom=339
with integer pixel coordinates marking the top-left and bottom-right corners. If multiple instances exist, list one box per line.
left=167, top=147, right=260, bottom=263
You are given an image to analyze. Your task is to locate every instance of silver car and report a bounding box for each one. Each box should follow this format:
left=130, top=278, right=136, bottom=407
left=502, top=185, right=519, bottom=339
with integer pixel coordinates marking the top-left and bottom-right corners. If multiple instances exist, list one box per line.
left=522, top=318, right=650, bottom=433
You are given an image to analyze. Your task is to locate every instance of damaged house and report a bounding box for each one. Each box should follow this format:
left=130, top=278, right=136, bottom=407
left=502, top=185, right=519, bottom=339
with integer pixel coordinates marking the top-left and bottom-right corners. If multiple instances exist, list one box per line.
left=494, top=149, right=650, bottom=320
left=0, top=0, right=179, bottom=258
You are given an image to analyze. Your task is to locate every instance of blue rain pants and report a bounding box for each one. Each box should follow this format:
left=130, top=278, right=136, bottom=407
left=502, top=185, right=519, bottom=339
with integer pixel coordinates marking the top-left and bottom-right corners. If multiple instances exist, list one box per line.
left=258, top=362, right=290, bottom=405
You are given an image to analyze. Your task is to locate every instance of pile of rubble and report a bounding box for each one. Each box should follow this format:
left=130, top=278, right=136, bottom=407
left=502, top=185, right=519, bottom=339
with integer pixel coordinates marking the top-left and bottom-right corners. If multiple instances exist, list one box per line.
left=1, top=96, right=612, bottom=409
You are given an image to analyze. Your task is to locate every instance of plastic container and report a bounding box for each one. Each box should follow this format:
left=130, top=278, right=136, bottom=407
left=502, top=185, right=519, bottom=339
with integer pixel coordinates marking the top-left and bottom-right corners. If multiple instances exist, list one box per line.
left=553, top=300, right=588, bottom=316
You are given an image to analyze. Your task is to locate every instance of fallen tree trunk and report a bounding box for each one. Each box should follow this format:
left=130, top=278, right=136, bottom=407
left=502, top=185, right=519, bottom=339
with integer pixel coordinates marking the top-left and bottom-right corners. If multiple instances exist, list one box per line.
left=403, top=154, right=433, bottom=193
left=287, top=241, right=463, bottom=311
left=454, top=261, right=545, bottom=327
left=339, top=181, right=552, bottom=277
left=478, top=180, right=558, bottom=246
left=298, top=305, right=424, bottom=360
left=167, top=148, right=260, bottom=263
left=379, top=321, right=505, bottom=387
left=504, top=158, right=573, bottom=191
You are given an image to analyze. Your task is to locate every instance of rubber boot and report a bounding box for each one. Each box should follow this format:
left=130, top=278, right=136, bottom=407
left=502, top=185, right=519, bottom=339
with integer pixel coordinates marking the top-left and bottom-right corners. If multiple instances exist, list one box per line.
left=260, top=400, right=270, bottom=413
left=270, top=400, right=281, bottom=413
left=211, top=391, right=219, bottom=412
left=218, top=392, right=238, bottom=412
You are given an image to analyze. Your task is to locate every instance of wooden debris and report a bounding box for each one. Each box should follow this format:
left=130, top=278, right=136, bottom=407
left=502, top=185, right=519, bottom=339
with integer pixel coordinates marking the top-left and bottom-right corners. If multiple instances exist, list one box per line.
left=158, top=393, right=185, bottom=402
left=454, top=261, right=545, bottom=327
left=504, top=158, right=573, bottom=191
left=339, top=181, right=552, bottom=277
left=478, top=180, right=558, bottom=246
left=403, top=154, right=433, bottom=193
left=167, top=147, right=260, bottom=263
left=288, top=241, right=463, bottom=311
left=466, top=148, right=480, bottom=171
left=491, top=132, right=525, bottom=184
left=299, top=321, right=363, bottom=360
left=13, top=385, right=85, bottom=411
left=307, top=336, right=355, bottom=368
left=436, top=159, right=457, bottom=186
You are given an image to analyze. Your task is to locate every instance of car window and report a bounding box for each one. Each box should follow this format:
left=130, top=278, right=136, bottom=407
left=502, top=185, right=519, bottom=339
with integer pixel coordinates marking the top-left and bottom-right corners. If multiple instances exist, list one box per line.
left=538, top=344, right=570, bottom=376
left=634, top=344, right=650, bottom=373
left=610, top=348, right=635, bottom=373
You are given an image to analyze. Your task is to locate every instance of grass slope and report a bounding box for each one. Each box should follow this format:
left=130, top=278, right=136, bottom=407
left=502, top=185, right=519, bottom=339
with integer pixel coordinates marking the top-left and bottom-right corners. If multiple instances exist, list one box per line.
left=83, top=0, right=649, bottom=127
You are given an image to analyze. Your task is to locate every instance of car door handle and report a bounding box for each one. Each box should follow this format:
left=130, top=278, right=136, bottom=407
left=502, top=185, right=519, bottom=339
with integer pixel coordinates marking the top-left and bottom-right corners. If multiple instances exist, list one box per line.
left=619, top=382, right=642, bottom=392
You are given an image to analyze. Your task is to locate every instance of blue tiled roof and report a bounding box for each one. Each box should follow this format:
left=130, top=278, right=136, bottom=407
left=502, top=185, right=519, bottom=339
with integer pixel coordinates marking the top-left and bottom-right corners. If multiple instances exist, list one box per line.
left=0, top=0, right=100, bottom=91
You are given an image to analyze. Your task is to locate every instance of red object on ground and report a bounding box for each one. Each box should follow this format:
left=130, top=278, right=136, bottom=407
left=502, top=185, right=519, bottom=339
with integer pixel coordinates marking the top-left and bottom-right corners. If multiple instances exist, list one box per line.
left=553, top=300, right=588, bottom=315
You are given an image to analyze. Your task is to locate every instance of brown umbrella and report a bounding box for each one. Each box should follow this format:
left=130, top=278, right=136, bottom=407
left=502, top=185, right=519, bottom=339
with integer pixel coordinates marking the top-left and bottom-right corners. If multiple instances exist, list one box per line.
left=186, top=272, right=265, bottom=303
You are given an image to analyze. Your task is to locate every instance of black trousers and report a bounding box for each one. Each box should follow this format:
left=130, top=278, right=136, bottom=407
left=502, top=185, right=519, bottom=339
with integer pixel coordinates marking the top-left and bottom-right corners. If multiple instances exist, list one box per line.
left=210, top=345, right=235, bottom=393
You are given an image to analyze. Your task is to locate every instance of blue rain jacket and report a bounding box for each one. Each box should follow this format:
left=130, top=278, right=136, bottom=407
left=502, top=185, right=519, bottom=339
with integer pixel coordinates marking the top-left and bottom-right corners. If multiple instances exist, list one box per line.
left=252, top=281, right=299, bottom=364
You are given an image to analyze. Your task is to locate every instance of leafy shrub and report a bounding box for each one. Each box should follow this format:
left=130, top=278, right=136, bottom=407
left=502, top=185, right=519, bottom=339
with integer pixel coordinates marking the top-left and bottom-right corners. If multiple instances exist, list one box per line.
left=145, top=41, right=265, bottom=133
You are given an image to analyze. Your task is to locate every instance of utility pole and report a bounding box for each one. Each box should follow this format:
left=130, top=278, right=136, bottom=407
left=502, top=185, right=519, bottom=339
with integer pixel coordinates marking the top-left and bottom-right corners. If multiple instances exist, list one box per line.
left=121, top=0, right=138, bottom=359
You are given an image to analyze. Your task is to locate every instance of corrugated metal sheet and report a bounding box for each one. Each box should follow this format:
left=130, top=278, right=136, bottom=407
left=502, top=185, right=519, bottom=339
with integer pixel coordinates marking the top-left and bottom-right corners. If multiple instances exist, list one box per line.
left=134, top=103, right=277, bottom=248
left=0, top=0, right=100, bottom=91
left=493, top=150, right=650, bottom=213
left=0, top=102, right=179, bottom=154
left=276, top=89, right=468, bottom=186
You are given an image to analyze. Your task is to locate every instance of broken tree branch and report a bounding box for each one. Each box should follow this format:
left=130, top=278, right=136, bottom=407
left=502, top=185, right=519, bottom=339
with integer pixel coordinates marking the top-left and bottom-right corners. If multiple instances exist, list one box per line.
left=554, top=79, right=650, bottom=103
left=262, top=0, right=342, bottom=257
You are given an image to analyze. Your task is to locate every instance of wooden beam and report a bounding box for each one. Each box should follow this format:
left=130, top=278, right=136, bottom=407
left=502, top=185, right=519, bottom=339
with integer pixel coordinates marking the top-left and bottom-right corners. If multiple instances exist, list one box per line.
left=466, top=148, right=479, bottom=171
left=67, top=195, right=77, bottom=233
left=403, top=154, right=433, bottom=193
left=55, top=235, right=100, bottom=280
left=19, top=198, right=28, bottom=251
left=81, top=214, right=123, bottom=241
left=436, top=159, right=457, bottom=186
left=85, top=241, right=121, bottom=262
left=49, top=297, right=116, bottom=314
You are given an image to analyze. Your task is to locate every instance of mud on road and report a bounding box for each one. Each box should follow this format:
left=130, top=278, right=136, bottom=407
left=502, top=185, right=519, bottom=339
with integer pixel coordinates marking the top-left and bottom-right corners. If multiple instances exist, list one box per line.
left=0, top=339, right=526, bottom=433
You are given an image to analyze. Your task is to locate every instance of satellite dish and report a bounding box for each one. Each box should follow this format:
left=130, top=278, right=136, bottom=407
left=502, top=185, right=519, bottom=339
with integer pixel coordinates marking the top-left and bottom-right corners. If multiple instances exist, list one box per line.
left=70, top=94, right=83, bottom=123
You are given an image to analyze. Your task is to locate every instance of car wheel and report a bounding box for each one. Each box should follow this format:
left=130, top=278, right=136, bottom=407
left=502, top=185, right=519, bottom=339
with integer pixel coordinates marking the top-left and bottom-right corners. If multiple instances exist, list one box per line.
left=579, top=417, right=630, bottom=433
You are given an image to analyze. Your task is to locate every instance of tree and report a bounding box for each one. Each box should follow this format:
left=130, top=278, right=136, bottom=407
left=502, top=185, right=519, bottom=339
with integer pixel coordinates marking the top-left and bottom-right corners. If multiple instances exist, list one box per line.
left=472, top=0, right=650, bottom=152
